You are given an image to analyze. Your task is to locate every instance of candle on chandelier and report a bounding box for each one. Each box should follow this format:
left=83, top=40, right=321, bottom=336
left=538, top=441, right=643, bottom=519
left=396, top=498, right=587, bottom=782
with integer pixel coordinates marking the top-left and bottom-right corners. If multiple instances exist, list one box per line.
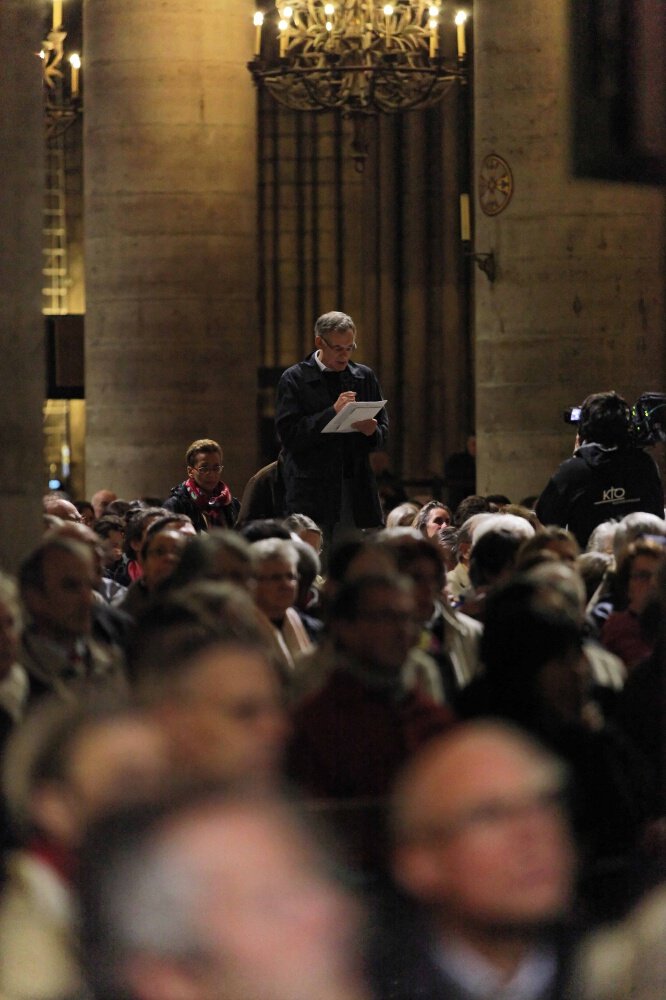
left=253, top=12, right=264, bottom=56
left=279, top=19, right=288, bottom=57
left=428, top=17, right=439, bottom=58
left=70, top=53, right=81, bottom=96
left=52, top=0, right=62, bottom=29
left=460, top=193, right=471, bottom=242
left=455, top=10, right=467, bottom=60
left=383, top=5, right=394, bottom=49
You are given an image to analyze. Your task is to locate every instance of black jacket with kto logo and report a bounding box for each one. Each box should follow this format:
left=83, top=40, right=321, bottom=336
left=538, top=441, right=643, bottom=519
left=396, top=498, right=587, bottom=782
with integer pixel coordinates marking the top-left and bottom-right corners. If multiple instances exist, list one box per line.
left=535, top=443, right=664, bottom=547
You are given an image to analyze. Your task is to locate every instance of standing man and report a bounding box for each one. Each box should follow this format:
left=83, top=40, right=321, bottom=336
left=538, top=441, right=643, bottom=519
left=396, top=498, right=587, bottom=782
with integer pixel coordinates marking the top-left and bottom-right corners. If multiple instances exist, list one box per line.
left=276, top=312, right=388, bottom=556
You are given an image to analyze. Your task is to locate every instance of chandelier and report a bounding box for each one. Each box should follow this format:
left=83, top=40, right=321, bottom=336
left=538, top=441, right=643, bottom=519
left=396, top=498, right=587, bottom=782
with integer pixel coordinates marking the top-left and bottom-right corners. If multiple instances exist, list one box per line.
left=248, top=2, right=469, bottom=169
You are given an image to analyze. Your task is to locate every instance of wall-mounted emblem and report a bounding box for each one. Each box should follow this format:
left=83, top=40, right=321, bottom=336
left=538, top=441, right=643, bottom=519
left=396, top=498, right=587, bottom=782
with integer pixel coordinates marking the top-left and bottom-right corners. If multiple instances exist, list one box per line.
left=478, top=154, right=514, bottom=216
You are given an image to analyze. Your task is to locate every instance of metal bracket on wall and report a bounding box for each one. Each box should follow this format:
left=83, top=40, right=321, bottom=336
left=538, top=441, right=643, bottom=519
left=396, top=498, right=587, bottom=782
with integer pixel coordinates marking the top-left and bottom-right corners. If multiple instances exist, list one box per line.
left=465, top=250, right=496, bottom=283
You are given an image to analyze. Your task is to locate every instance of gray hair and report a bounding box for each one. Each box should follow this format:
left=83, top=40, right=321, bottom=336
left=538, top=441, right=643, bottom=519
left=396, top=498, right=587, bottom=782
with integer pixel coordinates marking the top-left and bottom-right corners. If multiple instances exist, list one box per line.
left=471, top=512, right=535, bottom=548
left=314, top=311, right=356, bottom=339
left=613, top=512, right=666, bottom=562
left=79, top=792, right=335, bottom=1000
left=250, top=537, right=299, bottom=572
left=586, top=520, right=619, bottom=555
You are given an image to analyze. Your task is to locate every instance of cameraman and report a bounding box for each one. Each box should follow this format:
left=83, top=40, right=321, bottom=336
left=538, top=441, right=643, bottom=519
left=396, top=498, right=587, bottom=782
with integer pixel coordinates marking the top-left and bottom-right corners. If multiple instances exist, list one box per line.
left=536, top=391, right=664, bottom=547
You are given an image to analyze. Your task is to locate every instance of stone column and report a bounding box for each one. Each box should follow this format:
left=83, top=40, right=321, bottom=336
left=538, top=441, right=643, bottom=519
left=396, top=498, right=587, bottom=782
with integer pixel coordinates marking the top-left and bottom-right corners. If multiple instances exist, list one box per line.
left=84, top=0, right=258, bottom=501
left=0, top=1, right=45, bottom=571
left=473, top=0, right=665, bottom=502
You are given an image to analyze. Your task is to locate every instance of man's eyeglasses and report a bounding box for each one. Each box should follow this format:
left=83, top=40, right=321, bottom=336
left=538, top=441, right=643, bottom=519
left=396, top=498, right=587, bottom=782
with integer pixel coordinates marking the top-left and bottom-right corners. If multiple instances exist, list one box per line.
left=256, top=572, right=298, bottom=583
left=193, top=464, right=223, bottom=475
left=318, top=336, right=357, bottom=355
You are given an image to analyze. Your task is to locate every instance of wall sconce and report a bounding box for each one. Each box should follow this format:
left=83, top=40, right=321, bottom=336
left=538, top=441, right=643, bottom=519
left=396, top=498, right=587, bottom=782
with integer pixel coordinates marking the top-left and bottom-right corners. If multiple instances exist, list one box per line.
left=466, top=250, right=496, bottom=282
left=459, top=194, right=496, bottom=282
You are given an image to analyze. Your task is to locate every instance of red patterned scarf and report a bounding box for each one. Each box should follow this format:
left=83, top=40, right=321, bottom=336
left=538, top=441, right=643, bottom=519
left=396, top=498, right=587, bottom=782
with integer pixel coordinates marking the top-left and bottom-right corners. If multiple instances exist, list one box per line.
left=185, top=477, right=232, bottom=526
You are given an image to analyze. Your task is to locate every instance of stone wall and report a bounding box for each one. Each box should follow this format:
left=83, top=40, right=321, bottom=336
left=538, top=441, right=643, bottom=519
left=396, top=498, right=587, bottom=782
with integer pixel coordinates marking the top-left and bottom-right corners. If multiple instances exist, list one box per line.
left=473, top=0, right=665, bottom=503
left=83, top=0, right=258, bottom=501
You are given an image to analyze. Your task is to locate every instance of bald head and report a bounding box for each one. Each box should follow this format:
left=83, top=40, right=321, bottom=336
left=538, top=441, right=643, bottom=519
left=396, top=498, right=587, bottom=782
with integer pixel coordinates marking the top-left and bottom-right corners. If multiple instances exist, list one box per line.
left=391, top=721, right=575, bottom=934
left=91, top=490, right=117, bottom=519
left=43, top=495, right=82, bottom=523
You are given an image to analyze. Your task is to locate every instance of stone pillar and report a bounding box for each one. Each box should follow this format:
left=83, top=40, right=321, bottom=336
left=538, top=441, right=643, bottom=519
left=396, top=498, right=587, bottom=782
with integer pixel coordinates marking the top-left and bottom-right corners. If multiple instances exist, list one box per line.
left=84, top=0, right=258, bottom=501
left=473, top=0, right=665, bottom=502
left=0, top=1, right=45, bottom=571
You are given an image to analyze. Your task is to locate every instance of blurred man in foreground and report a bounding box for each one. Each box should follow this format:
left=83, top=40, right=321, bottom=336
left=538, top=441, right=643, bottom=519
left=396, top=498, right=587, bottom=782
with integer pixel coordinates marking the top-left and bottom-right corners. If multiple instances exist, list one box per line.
left=79, top=788, right=372, bottom=1000
left=371, top=721, right=578, bottom=1000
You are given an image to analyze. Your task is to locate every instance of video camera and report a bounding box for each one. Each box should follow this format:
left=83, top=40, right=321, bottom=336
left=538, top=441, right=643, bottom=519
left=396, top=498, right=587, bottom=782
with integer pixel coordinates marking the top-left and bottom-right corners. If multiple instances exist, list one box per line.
left=563, top=392, right=666, bottom=447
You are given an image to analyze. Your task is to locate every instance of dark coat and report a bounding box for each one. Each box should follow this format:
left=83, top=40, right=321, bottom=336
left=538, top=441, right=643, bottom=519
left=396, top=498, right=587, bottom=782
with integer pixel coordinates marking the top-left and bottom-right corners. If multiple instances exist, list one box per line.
left=237, top=459, right=286, bottom=525
left=287, top=669, right=453, bottom=799
left=275, top=354, right=388, bottom=527
left=367, top=891, right=580, bottom=1000
left=535, top=443, right=663, bottom=548
left=163, top=482, right=240, bottom=532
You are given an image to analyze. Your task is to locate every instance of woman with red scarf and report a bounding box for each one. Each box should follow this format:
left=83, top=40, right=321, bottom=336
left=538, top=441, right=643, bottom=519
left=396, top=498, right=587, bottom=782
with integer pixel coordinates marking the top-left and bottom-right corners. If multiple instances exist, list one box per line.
left=164, top=438, right=240, bottom=531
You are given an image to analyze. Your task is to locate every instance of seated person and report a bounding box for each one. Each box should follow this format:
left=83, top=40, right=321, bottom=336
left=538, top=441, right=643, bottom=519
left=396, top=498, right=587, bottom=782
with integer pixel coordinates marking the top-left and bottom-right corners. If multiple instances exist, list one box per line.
left=250, top=538, right=313, bottom=675
left=600, top=539, right=665, bottom=673
left=164, top=438, right=240, bottom=531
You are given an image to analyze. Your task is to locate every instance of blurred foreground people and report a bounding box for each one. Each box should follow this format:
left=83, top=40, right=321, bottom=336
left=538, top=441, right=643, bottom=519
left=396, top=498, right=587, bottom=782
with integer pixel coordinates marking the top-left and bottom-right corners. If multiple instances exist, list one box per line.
left=135, top=629, right=289, bottom=789
left=166, top=528, right=255, bottom=591
left=78, top=788, right=372, bottom=1000
left=377, top=530, right=483, bottom=708
left=371, top=722, right=578, bottom=1000
left=287, top=574, right=453, bottom=800
left=0, top=699, right=169, bottom=1000
left=460, top=576, right=653, bottom=915
left=572, top=882, right=666, bottom=1000
left=0, top=573, right=27, bottom=749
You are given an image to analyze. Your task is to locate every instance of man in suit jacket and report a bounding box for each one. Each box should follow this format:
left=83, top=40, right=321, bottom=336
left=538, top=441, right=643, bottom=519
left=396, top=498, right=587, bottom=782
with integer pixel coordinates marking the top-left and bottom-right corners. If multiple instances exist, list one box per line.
left=275, top=311, right=388, bottom=559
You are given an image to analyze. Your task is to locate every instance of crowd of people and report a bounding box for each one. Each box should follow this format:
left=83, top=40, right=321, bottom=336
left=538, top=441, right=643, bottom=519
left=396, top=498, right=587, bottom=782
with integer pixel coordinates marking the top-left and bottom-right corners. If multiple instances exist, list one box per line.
left=0, top=424, right=664, bottom=1000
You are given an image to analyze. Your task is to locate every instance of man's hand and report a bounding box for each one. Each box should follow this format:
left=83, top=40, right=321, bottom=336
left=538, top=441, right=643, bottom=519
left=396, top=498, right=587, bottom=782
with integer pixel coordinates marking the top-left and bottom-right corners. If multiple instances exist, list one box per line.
left=334, top=391, right=356, bottom=414
left=351, top=418, right=378, bottom=437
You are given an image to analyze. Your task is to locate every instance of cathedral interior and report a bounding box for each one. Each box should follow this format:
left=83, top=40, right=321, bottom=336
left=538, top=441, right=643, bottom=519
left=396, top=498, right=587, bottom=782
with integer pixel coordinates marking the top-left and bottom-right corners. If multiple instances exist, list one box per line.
left=1, top=0, right=664, bottom=570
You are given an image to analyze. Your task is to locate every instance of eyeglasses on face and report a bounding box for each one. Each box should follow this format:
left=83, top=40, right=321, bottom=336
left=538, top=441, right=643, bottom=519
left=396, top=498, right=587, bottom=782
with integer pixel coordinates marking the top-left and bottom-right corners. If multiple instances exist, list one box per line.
left=192, top=464, right=224, bottom=475
left=318, top=336, right=357, bottom=355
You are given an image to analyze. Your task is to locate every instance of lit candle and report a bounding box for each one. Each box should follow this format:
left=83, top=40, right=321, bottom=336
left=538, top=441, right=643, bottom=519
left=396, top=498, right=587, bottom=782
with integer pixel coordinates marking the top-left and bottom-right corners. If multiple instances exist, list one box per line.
left=253, top=11, right=264, bottom=56
left=428, top=17, right=438, bottom=58
left=455, top=11, right=467, bottom=60
left=278, top=19, right=288, bottom=58
left=52, top=0, right=62, bottom=29
left=69, top=53, right=81, bottom=96
left=383, top=5, right=393, bottom=48
left=460, top=193, right=471, bottom=242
